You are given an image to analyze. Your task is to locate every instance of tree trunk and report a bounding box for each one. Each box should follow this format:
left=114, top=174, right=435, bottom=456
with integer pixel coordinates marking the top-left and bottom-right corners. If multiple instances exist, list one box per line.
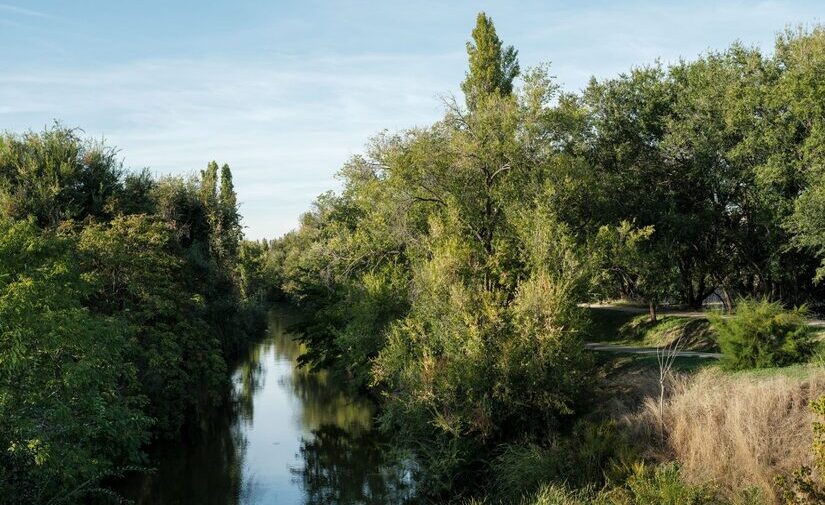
left=649, top=300, right=658, bottom=323
left=721, top=286, right=734, bottom=313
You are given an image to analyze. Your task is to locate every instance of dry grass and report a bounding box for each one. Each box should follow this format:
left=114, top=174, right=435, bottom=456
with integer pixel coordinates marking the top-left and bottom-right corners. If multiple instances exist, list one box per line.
left=623, top=366, right=825, bottom=503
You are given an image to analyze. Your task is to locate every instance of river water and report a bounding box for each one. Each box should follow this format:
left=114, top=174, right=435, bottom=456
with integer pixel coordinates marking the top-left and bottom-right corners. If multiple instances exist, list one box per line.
left=124, top=308, right=416, bottom=505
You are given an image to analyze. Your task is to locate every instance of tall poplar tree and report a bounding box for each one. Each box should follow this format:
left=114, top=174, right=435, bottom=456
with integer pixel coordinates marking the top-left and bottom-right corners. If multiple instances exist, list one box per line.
left=460, top=12, right=520, bottom=110
left=219, top=163, right=241, bottom=259
left=199, top=161, right=219, bottom=208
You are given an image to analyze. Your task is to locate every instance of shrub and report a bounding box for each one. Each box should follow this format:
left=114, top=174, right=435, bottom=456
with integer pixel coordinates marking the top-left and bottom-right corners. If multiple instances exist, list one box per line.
left=492, top=421, right=636, bottom=501
left=709, top=298, right=815, bottom=370
left=776, top=396, right=825, bottom=504
left=0, top=219, right=150, bottom=504
left=373, top=214, right=593, bottom=496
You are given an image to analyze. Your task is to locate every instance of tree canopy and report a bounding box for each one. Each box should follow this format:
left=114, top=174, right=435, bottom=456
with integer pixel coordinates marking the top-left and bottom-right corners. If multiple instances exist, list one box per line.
left=0, top=126, right=269, bottom=504
left=267, top=17, right=825, bottom=499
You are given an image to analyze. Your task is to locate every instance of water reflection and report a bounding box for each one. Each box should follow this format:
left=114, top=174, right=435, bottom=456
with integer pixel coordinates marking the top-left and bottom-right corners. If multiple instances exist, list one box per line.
left=293, top=425, right=415, bottom=505
left=123, top=307, right=416, bottom=505
left=122, top=403, right=248, bottom=505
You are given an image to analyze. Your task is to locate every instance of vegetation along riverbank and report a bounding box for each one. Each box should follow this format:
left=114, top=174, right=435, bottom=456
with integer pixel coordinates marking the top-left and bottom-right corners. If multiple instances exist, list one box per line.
left=262, top=14, right=825, bottom=505
left=2, top=10, right=825, bottom=505
left=0, top=127, right=277, bottom=503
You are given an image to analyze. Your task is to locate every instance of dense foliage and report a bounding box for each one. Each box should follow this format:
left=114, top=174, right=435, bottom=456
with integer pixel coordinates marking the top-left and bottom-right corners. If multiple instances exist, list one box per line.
left=0, top=127, right=267, bottom=503
left=4, top=10, right=823, bottom=504
left=267, top=13, right=825, bottom=502
left=709, top=298, right=815, bottom=370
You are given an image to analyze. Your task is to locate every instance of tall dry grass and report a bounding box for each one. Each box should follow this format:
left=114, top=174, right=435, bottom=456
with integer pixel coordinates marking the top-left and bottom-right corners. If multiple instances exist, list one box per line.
left=624, top=366, right=825, bottom=503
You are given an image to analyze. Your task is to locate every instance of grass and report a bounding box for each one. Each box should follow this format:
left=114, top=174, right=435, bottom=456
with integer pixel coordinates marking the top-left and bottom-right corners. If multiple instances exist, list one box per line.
left=724, top=358, right=825, bottom=380
left=584, top=307, right=718, bottom=352
left=469, top=463, right=759, bottom=504
left=623, top=366, right=825, bottom=503
left=622, top=316, right=717, bottom=351
left=597, top=353, right=714, bottom=375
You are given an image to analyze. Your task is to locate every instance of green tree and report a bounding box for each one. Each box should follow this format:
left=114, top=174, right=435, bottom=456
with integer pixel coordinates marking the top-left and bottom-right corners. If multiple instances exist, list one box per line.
left=199, top=160, right=219, bottom=209
left=461, top=12, right=520, bottom=111
left=269, top=16, right=825, bottom=502
left=78, top=215, right=228, bottom=434
left=0, top=125, right=122, bottom=226
left=219, top=163, right=242, bottom=259
left=0, top=124, right=261, bottom=503
left=791, top=182, right=825, bottom=283
left=782, top=27, right=825, bottom=286
left=592, top=221, right=671, bottom=321
left=0, top=218, right=149, bottom=505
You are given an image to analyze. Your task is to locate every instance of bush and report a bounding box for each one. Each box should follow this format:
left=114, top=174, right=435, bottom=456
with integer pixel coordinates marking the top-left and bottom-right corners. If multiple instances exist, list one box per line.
left=492, top=421, right=636, bottom=501
left=0, top=219, right=150, bottom=504
left=776, top=396, right=825, bottom=504
left=709, top=298, right=815, bottom=370
left=372, top=214, right=593, bottom=496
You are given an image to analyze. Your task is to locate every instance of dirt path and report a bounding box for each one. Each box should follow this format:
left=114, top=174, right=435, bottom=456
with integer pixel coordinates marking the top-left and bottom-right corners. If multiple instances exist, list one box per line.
left=584, top=342, right=723, bottom=359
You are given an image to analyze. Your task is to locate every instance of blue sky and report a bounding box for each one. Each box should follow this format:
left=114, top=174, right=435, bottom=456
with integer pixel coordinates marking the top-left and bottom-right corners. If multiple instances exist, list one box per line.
left=1, top=1, right=822, bottom=239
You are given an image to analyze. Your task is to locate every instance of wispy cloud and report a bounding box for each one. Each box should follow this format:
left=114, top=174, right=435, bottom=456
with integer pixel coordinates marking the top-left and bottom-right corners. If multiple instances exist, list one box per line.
left=0, top=3, right=51, bottom=19
left=0, top=53, right=457, bottom=238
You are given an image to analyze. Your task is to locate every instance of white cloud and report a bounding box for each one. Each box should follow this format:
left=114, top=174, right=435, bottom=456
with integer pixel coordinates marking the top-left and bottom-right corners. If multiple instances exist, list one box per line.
left=0, top=53, right=456, bottom=238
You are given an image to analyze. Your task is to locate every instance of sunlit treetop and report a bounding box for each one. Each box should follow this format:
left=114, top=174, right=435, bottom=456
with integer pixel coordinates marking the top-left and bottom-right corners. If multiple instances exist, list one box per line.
left=461, top=12, right=520, bottom=111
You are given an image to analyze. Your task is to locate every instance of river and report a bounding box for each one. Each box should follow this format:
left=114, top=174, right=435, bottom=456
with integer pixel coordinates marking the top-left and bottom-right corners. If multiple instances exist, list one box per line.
left=123, top=308, right=417, bottom=504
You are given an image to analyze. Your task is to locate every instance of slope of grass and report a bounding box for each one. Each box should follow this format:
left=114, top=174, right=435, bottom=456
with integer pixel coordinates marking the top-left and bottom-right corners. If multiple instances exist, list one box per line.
left=584, top=307, right=718, bottom=352
left=622, top=315, right=718, bottom=352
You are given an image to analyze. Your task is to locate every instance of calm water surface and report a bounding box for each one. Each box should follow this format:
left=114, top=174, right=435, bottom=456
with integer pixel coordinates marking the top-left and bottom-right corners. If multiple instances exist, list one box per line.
left=125, top=308, right=416, bottom=505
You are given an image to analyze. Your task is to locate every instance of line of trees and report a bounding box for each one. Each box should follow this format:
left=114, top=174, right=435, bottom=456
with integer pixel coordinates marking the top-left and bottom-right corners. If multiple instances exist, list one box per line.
left=0, top=126, right=270, bottom=504
left=267, top=13, right=825, bottom=500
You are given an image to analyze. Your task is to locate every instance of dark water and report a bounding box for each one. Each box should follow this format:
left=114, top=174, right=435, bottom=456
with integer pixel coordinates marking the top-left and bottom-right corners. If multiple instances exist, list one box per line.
left=124, top=308, right=416, bottom=505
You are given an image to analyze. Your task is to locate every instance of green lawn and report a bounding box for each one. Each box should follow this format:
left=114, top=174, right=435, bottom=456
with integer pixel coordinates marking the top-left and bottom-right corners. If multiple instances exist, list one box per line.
left=595, top=352, right=715, bottom=375
left=583, top=307, right=719, bottom=352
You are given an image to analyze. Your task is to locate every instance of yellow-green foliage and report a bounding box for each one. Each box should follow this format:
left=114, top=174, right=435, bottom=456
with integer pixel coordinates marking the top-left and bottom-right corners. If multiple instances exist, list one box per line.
left=776, top=396, right=825, bottom=504
left=709, top=298, right=815, bottom=370
left=373, top=212, right=593, bottom=494
left=270, top=20, right=825, bottom=502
